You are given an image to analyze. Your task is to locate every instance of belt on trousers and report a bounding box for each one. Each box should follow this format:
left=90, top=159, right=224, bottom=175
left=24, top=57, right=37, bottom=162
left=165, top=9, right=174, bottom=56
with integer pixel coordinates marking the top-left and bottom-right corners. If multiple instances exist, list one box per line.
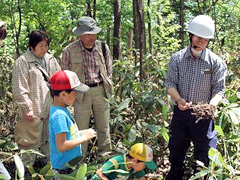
left=87, top=81, right=103, bottom=88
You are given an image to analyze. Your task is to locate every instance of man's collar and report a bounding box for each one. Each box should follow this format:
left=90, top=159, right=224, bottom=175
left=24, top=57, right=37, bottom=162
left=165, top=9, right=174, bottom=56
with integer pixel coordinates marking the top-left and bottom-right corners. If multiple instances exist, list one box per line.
left=78, top=40, right=96, bottom=51
left=185, top=46, right=209, bottom=62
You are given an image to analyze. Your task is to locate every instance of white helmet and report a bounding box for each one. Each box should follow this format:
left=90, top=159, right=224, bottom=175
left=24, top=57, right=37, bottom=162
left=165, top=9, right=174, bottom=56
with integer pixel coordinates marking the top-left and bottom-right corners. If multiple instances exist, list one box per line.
left=0, top=21, right=6, bottom=28
left=188, top=15, right=215, bottom=39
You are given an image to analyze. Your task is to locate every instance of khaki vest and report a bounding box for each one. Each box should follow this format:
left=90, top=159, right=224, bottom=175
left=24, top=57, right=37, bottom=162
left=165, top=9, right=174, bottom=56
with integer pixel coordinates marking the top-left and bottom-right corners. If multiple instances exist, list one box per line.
left=68, top=40, right=113, bottom=98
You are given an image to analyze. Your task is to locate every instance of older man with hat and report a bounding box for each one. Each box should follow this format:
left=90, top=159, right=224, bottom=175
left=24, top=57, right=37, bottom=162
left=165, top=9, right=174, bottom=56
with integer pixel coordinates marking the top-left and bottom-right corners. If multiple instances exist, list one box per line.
left=61, top=16, right=113, bottom=157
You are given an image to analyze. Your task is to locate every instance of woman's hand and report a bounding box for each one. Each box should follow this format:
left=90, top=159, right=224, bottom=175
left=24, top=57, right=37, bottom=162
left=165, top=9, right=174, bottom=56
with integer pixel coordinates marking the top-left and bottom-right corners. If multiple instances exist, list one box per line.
left=24, top=110, right=34, bottom=121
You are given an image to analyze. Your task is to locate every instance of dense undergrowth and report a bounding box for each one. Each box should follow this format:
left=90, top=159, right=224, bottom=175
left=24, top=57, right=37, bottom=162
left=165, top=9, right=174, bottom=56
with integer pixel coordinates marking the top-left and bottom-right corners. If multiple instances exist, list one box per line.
left=1, top=47, right=240, bottom=179
left=1, top=16, right=240, bottom=179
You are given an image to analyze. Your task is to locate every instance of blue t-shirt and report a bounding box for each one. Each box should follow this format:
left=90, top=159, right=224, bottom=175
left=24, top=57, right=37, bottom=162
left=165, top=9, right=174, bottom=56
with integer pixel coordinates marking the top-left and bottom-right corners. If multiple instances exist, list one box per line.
left=49, top=105, right=82, bottom=169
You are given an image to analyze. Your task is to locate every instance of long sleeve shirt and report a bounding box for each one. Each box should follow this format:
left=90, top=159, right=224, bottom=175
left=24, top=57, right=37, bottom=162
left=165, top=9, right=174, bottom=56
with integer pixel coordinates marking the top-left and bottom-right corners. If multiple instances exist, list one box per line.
left=166, top=46, right=227, bottom=104
left=12, top=48, right=61, bottom=117
left=61, top=40, right=112, bottom=85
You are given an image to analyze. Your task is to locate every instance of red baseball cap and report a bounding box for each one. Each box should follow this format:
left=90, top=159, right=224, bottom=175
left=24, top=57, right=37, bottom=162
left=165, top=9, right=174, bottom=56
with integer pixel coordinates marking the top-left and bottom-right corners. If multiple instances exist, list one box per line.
left=49, top=70, right=89, bottom=93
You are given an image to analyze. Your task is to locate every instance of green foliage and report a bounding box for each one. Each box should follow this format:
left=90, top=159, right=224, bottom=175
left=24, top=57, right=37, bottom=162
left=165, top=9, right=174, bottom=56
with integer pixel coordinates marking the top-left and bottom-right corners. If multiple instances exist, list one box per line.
left=1, top=0, right=240, bottom=179
left=0, top=174, right=5, bottom=180
left=0, top=53, right=16, bottom=131
left=108, top=48, right=174, bottom=175
left=76, top=163, right=87, bottom=180
left=189, top=87, right=240, bottom=180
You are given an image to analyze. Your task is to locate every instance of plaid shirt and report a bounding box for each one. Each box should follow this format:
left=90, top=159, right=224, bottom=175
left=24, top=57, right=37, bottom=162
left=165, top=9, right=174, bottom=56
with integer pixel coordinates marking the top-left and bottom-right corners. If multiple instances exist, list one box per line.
left=12, top=48, right=61, bottom=117
left=61, top=40, right=112, bottom=85
left=166, top=46, right=227, bottom=104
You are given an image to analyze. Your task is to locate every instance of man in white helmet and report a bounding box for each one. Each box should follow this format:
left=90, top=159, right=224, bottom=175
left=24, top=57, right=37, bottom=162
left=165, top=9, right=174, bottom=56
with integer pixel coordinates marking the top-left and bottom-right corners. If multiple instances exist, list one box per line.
left=165, top=15, right=227, bottom=179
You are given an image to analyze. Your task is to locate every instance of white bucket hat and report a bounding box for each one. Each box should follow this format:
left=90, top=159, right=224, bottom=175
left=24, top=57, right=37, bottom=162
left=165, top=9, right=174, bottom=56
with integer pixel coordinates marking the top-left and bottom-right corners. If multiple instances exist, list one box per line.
left=72, top=16, right=101, bottom=36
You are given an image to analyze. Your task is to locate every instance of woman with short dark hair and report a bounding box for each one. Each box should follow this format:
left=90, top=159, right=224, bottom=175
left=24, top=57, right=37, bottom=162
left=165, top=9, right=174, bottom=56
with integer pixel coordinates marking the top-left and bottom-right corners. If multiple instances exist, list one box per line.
left=28, top=30, right=51, bottom=49
left=12, top=30, right=61, bottom=167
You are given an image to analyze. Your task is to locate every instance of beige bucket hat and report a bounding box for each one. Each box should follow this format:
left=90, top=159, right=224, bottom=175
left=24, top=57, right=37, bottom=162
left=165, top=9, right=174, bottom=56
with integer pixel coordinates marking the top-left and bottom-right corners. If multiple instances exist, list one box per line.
left=72, top=16, right=101, bottom=36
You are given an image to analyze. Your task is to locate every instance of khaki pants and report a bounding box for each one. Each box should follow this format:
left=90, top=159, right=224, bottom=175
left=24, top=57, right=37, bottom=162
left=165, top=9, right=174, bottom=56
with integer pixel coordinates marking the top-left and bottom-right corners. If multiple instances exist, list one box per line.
left=74, top=85, right=112, bottom=155
left=16, top=116, right=49, bottom=167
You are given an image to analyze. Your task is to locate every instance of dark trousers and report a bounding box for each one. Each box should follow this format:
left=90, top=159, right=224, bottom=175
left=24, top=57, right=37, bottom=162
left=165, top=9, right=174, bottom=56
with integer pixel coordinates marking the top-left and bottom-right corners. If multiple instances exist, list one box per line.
left=166, top=106, right=217, bottom=180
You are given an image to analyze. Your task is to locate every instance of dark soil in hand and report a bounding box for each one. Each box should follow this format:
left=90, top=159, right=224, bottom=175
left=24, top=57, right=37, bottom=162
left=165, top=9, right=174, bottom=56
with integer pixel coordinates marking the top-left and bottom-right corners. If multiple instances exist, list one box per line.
left=190, top=103, right=216, bottom=122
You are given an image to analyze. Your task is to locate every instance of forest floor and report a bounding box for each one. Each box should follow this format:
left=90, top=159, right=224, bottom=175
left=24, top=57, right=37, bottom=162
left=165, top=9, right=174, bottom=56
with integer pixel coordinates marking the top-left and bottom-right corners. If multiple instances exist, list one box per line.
left=0, top=110, right=202, bottom=180
left=2, top=144, right=192, bottom=180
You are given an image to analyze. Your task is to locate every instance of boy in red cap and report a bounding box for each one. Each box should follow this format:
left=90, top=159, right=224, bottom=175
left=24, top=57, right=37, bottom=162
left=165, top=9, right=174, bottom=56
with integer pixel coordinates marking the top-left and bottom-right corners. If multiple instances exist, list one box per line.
left=92, top=143, right=157, bottom=180
left=48, top=70, right=97, bottom=175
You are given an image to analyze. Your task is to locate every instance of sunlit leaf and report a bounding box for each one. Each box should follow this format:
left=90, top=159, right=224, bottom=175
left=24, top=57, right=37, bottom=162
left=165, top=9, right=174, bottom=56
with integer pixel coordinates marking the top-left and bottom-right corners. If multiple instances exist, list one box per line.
left=0, top=139, right=6, bottom=146
left=14, top=154, right=25, bottom=179
left=0, top=174, right=5, bottom=179
left=117, top=98, right=131, bottom=112
left=231, top=108, right=240, bottom=119
left=136, top=120, right=142, bottom=129
left=189, top=170, right=208, bottom=180
left=160, top=127, right=169, bottom=143
left=0, top=109, right=4, bottom=115
left=228, top=109, right=239, bottom=125
left=128, top=128, right=136, bottom=143
left=209, top=148, right=229, bottom=170
left=56, top=174, right=75, bottom=180
left=39, top=162, right=51, bottom=175
left=147, top=124, right=158, bottom=133
left=228, top=94, right=238, bottom=103
left=162, top=105, right=168, bottom=121
left=215, top=125, right=224, bottom=137
left=76, top=163, right=87, bottom=180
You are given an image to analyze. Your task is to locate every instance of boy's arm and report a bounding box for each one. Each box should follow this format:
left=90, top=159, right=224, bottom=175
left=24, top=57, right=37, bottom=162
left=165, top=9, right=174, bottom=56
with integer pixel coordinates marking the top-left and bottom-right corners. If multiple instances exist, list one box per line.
left=138, top=177, right=146, bottom=180
left=96, top=168, right=109, bottom=180
left=56, top=129, right=97, bottom=152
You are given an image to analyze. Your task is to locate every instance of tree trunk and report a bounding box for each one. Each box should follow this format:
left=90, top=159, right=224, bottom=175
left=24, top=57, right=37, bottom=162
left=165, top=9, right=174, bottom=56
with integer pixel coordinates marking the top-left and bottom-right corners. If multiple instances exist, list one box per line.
left=179, top=0, right=185, bottom=49
left=113, top=0, right=121, bottom=60
left=106, top=28, right=111, bottom=48
left=147, top=0, right=153, bottom=54
left=16, top=0, right=22, bottom=58
left=133, top=0, right=146, bottom=82
left=93, top=0, right=96, bottom=19
left=127, top=30, right=133, bottom=56
left=133, top=0, right=140, bottom=50
left=86, top=0, right=92, bottom=17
